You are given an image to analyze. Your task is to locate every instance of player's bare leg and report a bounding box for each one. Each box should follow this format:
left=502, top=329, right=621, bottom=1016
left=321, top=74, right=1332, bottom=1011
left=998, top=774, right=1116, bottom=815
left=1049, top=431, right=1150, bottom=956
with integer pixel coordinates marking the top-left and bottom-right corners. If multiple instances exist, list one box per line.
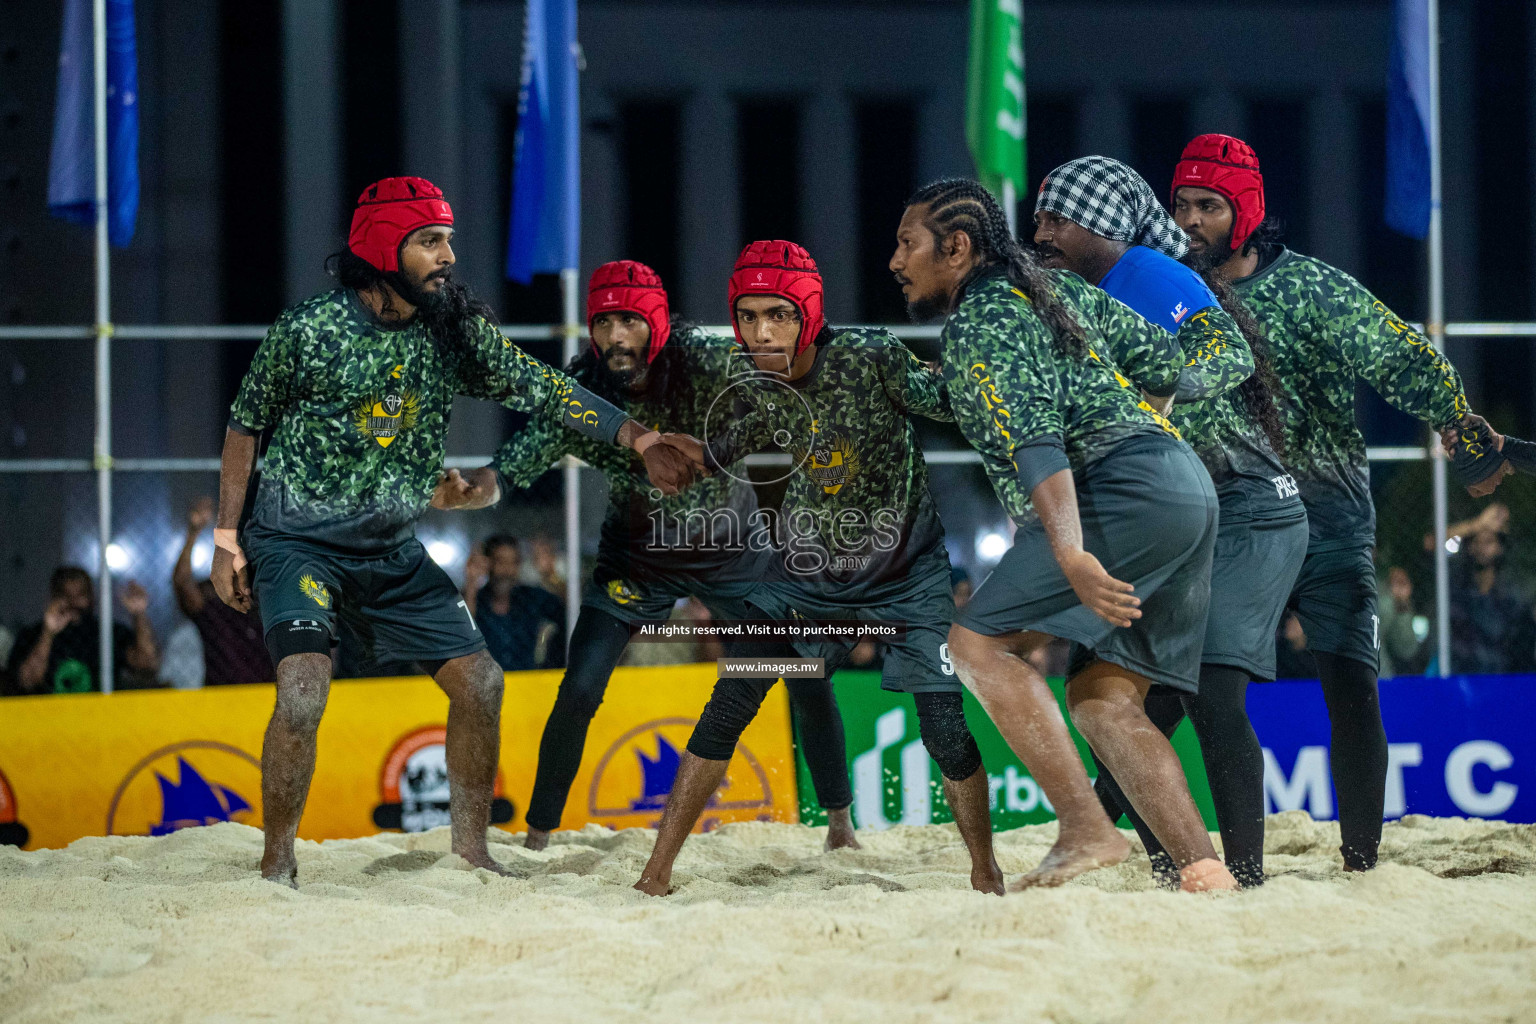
left=260, top=652, right=333, bottom=886
left=945, top=767, right=1006, bottom=894
left=523, top=827, right=551, bottom=852
left=433, top=650, right=514, bottom=876
left=1065, top=659, right=1235, bottom=892
left=634, top=750, right=728, bottom=896
left=948, top=625, right=1129, bottom=889
left=824, top=805, right=860, bottom=851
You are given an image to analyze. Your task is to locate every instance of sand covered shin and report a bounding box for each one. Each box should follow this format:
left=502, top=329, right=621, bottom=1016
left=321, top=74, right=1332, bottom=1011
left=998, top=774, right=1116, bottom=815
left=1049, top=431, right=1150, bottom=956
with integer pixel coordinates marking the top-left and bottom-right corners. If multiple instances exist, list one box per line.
left=3, top=813, right=1535, bottom=1023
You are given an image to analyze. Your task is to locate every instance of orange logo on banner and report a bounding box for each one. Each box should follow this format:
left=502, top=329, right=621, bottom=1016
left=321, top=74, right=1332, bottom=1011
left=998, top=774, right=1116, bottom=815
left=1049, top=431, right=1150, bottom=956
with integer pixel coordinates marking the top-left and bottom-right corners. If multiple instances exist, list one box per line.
left=586, top=717, right=775, bottom=831
left=373, top=726, right=514, bottom=832
left=0, top=765, right=27, bottom=848
left=105, top=741, right=262, bottom=837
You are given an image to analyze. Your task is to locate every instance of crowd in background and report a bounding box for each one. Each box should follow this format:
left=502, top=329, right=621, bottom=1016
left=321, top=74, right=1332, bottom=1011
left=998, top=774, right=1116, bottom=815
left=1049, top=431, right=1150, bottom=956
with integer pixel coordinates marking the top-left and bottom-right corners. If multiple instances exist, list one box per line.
left=5, top=497, right=1536, bottom=696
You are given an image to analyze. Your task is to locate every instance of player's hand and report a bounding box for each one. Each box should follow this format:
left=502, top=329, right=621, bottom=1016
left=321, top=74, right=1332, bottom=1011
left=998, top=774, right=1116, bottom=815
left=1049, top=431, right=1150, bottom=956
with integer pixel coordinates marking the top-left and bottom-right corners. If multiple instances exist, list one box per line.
left=1060, top=549, right=1140, bottom=628
left=119, top=580, right=150, bottom=617
left=658, top=433, right=710, bottom=472
left=642, top=440, right=698, bottom=496
left=187, top=496, right=215, bottom=533
left=42, top=597, right=77, bottom=636
left=1468, top=461, right=1513, bottom=498
left=1442, top=412, right=1505, bottom=455
left=212, top=546, right=252, bottom=612
left=430, top=467, right=500, bottom=510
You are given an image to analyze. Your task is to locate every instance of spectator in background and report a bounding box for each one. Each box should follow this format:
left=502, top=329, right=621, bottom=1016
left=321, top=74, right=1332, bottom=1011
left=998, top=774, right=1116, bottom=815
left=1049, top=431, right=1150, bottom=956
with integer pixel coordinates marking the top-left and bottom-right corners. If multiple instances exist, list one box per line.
left=5, top=567, right=159, bottom=694
left=463, top=535, right=565, bottom=671
left=529, top=535, right=566, bottom=595
left=1448, top=523, right=1536, bottom=675
left=1376, top=566, right=1427, bottom=678
left=172, top=497, right=275, bottom=686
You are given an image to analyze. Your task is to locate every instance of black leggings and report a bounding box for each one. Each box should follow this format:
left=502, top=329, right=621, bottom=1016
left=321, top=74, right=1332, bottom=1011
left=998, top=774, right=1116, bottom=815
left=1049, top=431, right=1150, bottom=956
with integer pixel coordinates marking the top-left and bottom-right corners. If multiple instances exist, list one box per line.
left=524, top=607, right=854, bottom=831
left=691, top=681, right=982, bottom=784
left=1095, top=653, right=1387, bottom=883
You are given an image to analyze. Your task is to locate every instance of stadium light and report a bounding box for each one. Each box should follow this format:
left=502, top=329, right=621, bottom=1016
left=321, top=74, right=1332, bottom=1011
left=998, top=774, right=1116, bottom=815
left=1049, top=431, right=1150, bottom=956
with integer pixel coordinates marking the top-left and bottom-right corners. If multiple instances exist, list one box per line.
left=976, top=530, right=1008, bottom=565
left=104, top=542, right=131, bottom=572
left=426, top=540, right=460, bottom=567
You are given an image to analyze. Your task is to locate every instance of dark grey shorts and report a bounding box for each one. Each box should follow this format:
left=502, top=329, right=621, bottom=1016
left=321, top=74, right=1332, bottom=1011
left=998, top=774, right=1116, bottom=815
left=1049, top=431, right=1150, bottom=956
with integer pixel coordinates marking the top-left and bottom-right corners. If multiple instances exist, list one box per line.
left=958, top=436, right=1219, bottom=693
left=1199, top=512, right=1310, bottom=681
left=1286, top=540, right=1380, bottom=672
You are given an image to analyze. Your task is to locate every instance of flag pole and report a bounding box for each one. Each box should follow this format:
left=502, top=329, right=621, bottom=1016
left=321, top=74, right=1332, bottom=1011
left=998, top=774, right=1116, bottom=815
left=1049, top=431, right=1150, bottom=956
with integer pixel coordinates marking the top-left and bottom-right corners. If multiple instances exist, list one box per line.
left=1426, top=0, right=1449, bottom=677
left=560, top=267, right=581, bottom=641
left=92, top=0, right=114, bottom=694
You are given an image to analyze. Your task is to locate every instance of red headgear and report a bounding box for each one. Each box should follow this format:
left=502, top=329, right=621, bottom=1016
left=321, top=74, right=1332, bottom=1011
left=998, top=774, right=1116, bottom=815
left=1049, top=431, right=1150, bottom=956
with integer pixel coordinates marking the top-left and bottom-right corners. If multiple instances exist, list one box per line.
left=1171, top=134, right=1266, bottom=251
left=348, top=176, right=455, bottom=273
left=586, top=261, right=671, bottom=363
left=727, top=240, right=825, bottom=358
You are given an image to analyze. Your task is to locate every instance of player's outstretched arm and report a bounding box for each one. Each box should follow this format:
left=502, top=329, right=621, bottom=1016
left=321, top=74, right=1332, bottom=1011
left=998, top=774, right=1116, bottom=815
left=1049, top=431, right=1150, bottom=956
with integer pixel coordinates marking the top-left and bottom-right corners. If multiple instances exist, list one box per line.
left=430, top=467, right=501, bottom=511
left=212, top=428, right=258, bottom=613
left=1440, top=412, right=1516, bottom=496
left=617, top=419, right=697, bottom=496
left=1171, top=305, right=1253, bottom=401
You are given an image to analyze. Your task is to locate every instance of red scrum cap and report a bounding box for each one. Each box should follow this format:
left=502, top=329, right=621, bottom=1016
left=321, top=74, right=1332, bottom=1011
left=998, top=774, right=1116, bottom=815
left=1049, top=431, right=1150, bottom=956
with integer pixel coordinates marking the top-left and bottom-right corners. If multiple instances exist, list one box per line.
left=587, top=260, right=671, bottom=363
left=728, top=240, right=825, bottom=357
left=348, top=177, right=454, bottom=272
left=1171, top=134, right=1266, bottom=250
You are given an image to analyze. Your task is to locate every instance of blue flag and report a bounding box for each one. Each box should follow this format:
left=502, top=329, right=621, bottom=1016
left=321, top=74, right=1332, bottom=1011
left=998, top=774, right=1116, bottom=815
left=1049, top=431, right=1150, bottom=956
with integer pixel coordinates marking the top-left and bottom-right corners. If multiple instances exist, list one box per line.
left=1384, top=0, right=1431, bottom=239
left=48, top=0, right=139, bottom=248
left=505, top=0, right=580, bottom=283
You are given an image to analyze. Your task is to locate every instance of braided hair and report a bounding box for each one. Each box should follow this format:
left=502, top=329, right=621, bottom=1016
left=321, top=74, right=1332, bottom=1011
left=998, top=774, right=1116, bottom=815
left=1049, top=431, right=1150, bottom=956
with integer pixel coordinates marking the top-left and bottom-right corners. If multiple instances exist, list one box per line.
left=904, top=178, right=1089, bottom=359
left=1202, top=272, right=1288, bottom=458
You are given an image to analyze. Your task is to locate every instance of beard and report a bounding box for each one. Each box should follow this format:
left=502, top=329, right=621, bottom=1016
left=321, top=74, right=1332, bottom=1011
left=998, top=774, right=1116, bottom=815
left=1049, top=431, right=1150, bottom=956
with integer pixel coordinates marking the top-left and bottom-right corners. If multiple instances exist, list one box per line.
left=594, top=346, right=647, bottom=393
left=1181, top=227, right=1234, bottom=275
left=388, top=265, right=454, bottom=313
left=904, top=286, right=951, bottom=324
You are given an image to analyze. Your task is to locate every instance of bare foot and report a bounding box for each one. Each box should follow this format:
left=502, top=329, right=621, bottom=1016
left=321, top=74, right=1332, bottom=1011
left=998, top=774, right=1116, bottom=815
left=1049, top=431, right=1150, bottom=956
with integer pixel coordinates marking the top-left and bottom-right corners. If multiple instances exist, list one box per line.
left=824, top=808, right=861, bottom=852
left=524, top=828, right=551, bottom=852
left=971, top=858, right=1006, bottom=895
left=1179, top=857, right=1238, bottom=892
left=261, top=855, right=298, bottom=889
left=1009, top=825, right=1129, bottom=891
left=455, top=847, right=515, bottom=877
left=632, top=868, right=673, bottom=896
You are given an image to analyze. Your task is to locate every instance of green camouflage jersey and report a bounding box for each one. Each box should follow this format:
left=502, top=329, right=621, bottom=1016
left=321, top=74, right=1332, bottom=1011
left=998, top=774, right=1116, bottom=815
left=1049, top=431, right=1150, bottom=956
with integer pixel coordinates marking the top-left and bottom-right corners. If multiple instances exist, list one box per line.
left=1233, top=247, right=1467, bottom=547
left=230, top=288, right=628, bottom=554
left=495, top=330, right=765, bottom=583
left=939, top=268, right=1184, bottom=521
left=1093, top=283, right=1302, bottom=523
left=704, top=327, right=953, bottom=604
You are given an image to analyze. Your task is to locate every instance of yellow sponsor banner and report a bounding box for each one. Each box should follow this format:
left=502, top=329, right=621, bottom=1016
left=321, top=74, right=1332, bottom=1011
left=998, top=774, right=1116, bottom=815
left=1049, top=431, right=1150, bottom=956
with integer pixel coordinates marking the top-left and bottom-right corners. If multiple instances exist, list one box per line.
left=0, top=663, right=798, bottom=851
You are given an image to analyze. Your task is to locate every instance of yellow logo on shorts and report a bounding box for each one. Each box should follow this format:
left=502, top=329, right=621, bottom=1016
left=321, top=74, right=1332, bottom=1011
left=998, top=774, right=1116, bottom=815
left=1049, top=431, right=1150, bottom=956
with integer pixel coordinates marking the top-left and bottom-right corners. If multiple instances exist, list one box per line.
left=298, top=574, right=332, bottom=609
left=606, top=579, right=641, bottom=606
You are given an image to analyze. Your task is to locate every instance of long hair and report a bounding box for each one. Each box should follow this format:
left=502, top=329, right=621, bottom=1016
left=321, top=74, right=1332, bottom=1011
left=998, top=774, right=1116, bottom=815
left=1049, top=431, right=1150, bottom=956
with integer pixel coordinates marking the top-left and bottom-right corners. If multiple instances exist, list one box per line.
left=324, top=249, right=499, bottom=356
left=905, top=178, right=1089, bottom=358
left=1202, top=272, right=1288, bottom=458
left=567, top=315, right=700, bottom=410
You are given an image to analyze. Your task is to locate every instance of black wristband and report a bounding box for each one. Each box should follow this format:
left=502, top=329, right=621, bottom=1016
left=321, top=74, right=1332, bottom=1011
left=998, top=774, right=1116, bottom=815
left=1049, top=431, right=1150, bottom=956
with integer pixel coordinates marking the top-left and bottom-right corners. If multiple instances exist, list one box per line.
left=1449, top=418, right=1508, bottom=487
left=1502, top=437, right=1536, bottom=476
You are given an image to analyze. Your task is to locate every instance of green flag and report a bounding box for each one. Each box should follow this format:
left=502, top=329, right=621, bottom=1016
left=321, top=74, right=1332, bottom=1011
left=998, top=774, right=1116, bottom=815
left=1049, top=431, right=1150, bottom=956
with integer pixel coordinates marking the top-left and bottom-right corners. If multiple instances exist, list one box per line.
left=965, top=0, right=1026, bottom=199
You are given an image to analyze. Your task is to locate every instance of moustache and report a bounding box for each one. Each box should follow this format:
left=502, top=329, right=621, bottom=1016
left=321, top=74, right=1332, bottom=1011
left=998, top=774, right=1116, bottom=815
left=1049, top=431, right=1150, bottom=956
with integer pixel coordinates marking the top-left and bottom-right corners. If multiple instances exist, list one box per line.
left=893, top=273, right=912, bottom=286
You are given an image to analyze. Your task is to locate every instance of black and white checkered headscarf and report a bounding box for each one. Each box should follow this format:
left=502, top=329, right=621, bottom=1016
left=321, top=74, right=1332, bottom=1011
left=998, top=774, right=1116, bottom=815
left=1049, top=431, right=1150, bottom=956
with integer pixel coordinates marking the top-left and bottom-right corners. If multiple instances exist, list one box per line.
left=1035, top=156, right=1189, bottom=259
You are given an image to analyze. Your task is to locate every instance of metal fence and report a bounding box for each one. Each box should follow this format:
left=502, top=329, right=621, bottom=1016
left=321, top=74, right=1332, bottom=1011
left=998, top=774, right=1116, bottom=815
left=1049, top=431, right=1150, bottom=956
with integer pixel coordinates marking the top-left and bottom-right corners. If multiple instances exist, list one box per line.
left=3, top=319, right=1534, bottom=691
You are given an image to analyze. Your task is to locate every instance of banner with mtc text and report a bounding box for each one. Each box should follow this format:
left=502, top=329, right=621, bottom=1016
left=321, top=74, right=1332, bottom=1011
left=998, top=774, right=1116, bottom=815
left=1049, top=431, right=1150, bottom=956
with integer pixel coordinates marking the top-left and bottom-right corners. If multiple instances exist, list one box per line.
left=0, top=664, right=798, bottom=851
left=797, top=673, right=1534, bottom=830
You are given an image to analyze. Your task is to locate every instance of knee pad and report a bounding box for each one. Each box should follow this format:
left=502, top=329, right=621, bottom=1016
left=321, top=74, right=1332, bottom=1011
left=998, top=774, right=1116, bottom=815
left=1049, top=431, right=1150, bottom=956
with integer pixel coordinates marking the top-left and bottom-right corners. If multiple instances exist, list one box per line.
left=687, top=680, right=771, bottom=761
left=914, top=691, right=983, bottom=781
left=266, top=617, right=332, bottom=665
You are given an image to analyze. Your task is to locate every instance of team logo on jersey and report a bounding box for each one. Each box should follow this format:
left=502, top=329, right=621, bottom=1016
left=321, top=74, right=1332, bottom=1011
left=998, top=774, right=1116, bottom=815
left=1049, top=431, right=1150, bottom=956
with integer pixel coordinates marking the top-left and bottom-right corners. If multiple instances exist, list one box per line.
left=299, top=573, right=332, bottom=609
left=372, top=727, right=513, bottom=832
left=796, top=432, right=860, bottom=495
left=105, top=741, right=262, bottom=837
left=353, top=365, right=420, bottom=448
left=606, top=578, right=642, bottom=605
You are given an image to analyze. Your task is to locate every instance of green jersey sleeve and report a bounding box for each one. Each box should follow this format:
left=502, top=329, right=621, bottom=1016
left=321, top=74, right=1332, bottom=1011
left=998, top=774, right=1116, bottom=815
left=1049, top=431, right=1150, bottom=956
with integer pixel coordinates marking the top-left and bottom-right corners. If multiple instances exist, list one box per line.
left=453, top=318, right=632, bottom=443
left=1070, top=284, right=1185, bottom=398
left=228, top=315, right=304, bottom=433
left=1171, top=305, right=1254, bottom=401
left=1321, top=275, right=1468, bottom=431
left=492, top=405, right=583, bottom=491
left=878, top=332, right=954, bottom=423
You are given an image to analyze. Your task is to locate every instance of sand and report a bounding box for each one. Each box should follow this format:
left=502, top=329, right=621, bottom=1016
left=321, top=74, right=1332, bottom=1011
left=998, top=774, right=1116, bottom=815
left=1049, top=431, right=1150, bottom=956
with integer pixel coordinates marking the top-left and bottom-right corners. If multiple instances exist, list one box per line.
left=3, top=813, right=1535, bottom=1024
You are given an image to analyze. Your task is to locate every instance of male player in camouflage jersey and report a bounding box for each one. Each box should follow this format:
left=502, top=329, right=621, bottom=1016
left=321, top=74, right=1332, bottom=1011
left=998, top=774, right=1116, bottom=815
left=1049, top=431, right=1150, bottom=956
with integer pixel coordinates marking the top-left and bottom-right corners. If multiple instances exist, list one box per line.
left=633, top=240, right=1005, bottom=896
left=1172, top=133, right=1496, bottom=871
left=489, top=260, right=855, bottom=852
left=212, top=178, right=695, bottom=885
left=894, top=179, right=1237, bottom=892
left=1035, top=154, right=1306, bottom=887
